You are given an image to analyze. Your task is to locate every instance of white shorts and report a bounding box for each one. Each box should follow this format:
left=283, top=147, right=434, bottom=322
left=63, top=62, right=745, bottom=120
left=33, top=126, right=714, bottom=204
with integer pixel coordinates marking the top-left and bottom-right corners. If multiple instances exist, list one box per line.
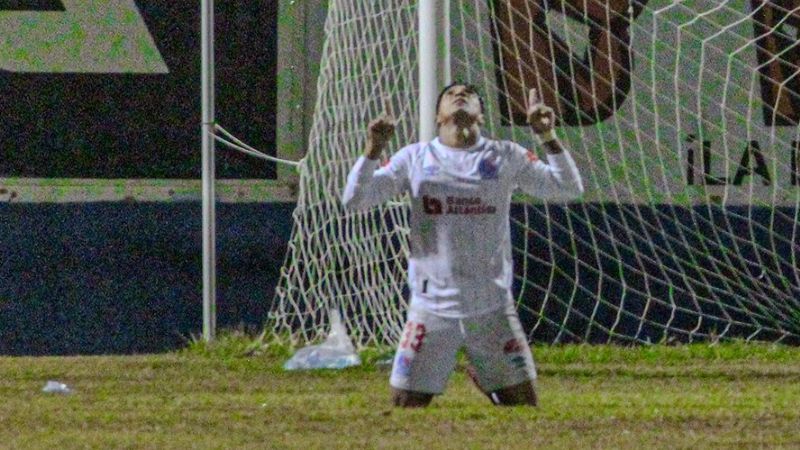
left=389, top=303, right=537, bottom=395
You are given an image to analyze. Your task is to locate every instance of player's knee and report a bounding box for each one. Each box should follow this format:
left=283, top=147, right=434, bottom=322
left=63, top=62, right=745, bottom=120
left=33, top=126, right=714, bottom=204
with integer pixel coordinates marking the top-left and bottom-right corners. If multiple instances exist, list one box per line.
left=392, top=388, right=434, bottom=408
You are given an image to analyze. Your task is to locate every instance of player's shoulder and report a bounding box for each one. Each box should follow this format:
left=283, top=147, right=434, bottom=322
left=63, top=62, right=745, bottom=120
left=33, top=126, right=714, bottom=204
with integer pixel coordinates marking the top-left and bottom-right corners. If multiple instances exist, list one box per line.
left=383, top=142, right=429, bottom=170
left=394, top=141, right=430, bottom=160
left=484, top=138, right=528, bottom=157
left=485, top=139, right=542, bottom=166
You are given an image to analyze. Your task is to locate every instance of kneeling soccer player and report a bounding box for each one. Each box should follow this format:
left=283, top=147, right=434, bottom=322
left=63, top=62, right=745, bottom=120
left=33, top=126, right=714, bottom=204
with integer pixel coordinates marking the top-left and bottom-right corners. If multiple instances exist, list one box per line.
left=342, top=83, right=584, bottom=407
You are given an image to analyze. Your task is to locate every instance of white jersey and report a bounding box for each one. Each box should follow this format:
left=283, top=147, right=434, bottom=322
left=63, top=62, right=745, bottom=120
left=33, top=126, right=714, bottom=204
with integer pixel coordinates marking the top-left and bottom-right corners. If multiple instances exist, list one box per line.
left=343, top=137, right=583, bottom=318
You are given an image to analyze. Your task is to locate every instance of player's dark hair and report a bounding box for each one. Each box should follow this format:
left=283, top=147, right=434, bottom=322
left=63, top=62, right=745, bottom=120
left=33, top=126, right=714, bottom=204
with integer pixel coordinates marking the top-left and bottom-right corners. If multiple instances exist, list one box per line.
left=435, top=82, right=485, bottom=115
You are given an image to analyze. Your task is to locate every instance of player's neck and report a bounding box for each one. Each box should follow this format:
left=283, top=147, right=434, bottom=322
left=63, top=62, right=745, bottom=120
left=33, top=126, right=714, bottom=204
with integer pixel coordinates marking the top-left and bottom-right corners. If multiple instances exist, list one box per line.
left=438, top=123, right=480, bottom=149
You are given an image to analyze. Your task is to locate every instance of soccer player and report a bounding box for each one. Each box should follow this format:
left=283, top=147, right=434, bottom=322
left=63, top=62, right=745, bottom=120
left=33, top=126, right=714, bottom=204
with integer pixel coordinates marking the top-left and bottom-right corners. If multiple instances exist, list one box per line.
left=342, top=83, right=583, bottom=407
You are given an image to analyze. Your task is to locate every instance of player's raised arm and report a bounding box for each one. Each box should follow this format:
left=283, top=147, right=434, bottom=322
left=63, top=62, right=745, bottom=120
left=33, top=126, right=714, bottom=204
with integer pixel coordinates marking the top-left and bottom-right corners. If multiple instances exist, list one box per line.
left=515, top=88, right=584, bottom=201
left=341, top=114, right=410, bottom=210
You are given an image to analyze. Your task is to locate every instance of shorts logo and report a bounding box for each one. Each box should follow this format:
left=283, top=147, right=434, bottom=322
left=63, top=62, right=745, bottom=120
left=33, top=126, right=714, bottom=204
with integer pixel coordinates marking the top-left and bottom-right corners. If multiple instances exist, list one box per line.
left=478, top=158, right=499, bottom=179
left=503, top=338, right=523, bottom=354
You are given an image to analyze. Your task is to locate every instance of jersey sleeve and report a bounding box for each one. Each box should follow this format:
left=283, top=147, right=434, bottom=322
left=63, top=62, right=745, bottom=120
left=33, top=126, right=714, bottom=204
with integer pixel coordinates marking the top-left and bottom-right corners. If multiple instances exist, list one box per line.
left=341, top=146, right=412, bottom=210
left=509, top=142, right=584, bottom=201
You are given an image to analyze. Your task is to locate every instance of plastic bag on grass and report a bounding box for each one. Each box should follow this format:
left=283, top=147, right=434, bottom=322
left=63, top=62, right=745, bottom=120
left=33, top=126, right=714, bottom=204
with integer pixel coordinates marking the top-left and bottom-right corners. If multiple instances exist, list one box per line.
left=42, top=380, right=73, bottom=394
left=283, top=309, right=361, bottom=370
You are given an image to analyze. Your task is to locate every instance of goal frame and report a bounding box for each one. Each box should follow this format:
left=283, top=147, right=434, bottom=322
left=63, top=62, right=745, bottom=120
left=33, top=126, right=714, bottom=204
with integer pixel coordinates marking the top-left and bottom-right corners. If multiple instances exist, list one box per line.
left=199, top=0, right=452, bottom=341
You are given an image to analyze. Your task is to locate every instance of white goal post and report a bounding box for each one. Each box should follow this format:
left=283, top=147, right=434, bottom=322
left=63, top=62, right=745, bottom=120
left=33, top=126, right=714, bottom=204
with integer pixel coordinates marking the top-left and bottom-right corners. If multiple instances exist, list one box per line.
left=419, top=0, right=450, bottom=142
left=202, top=0, right=216, bottom=341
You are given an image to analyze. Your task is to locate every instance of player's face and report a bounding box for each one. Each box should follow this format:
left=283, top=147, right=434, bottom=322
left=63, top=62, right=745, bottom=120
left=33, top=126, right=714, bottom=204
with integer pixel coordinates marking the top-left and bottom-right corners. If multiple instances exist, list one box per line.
left=437, top=85, right=484, bottom=126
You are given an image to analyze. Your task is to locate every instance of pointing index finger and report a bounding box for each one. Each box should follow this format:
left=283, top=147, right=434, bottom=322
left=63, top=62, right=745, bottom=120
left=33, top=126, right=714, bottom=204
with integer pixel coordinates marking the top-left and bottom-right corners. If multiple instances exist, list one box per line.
left=528, top=88, right=539, bottom=109
left=382, top=95, right=396, bottom=119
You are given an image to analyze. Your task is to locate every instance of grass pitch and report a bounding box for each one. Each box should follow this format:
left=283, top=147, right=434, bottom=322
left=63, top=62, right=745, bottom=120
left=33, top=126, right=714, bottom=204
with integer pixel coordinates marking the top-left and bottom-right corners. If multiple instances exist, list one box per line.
left=1, top=337, right=799, bottom=449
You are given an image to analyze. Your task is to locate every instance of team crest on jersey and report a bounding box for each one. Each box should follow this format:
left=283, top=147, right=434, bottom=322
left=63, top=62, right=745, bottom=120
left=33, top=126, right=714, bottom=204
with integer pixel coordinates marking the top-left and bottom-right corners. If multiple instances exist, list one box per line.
left=478, top=157, right=499, bottom=179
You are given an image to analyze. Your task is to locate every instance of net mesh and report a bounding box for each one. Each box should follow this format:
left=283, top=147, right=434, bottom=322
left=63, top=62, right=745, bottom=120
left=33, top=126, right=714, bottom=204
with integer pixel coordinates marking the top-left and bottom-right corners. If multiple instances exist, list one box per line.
left=272, top=0, right=800, bottom=347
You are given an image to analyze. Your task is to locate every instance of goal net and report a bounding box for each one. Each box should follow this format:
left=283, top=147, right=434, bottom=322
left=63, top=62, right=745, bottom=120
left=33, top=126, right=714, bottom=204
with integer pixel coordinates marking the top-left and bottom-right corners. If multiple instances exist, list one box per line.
left=272, top=0, right=800, bottom=347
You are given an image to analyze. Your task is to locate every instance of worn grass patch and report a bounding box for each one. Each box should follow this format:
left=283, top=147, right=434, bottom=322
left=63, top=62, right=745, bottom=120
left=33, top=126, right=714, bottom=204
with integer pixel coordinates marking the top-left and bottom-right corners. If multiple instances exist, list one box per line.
left=1, top=337, right=799, bottom=449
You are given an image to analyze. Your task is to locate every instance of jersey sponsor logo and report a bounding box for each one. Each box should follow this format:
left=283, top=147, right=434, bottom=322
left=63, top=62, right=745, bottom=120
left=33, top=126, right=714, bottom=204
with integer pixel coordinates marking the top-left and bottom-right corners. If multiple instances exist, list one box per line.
left=446, top=196, right=497, bottom=215
left=422, top=195, right=499, bottom=215
left=0, top=0, right=168, bottom=73
left=478, top=158, right=499, bottom=179
left=423, top=195, right=444, bottom=215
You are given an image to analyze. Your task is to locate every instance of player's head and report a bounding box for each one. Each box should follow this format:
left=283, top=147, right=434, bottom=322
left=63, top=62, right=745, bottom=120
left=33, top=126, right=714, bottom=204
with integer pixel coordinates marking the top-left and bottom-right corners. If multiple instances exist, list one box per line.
left=436, top=82, right=485, bottom=128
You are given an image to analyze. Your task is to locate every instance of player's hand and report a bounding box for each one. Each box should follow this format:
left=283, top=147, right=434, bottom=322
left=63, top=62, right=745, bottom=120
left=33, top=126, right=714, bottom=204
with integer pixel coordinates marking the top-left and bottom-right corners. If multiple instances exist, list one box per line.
left=526, top=88, right=555, bottom=135
left=366, top=114, right=396, bottom=159
left=368, top=115, right=396, bottom=145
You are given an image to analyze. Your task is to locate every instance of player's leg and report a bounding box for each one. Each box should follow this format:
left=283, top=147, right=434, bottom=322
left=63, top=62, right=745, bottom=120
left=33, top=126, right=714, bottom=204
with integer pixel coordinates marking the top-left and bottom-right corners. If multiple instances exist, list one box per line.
left=490, top=380, right=538, bottom=406
left=391, top=388, right=434, bottom=407
left=463, top=304, right=538, bottom=407
left=465, top=363, right=537, bottom=406
left=389, top=306, right=462, bottom=408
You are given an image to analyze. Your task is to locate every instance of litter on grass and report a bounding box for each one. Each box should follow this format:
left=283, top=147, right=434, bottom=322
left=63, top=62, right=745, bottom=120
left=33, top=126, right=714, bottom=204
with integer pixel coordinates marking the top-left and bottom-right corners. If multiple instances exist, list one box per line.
left=284, top=309, right=361, bottom=370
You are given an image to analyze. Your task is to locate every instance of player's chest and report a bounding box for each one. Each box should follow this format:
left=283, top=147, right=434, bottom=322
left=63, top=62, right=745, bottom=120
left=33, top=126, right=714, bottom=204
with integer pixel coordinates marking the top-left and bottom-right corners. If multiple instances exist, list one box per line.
left=409, top=150, right=511, bottom=197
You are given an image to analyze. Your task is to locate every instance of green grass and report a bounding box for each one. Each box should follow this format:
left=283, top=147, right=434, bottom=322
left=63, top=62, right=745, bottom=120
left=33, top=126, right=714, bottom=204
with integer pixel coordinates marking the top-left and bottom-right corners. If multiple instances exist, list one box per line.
left=1, top=334, right=799, bottom=449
